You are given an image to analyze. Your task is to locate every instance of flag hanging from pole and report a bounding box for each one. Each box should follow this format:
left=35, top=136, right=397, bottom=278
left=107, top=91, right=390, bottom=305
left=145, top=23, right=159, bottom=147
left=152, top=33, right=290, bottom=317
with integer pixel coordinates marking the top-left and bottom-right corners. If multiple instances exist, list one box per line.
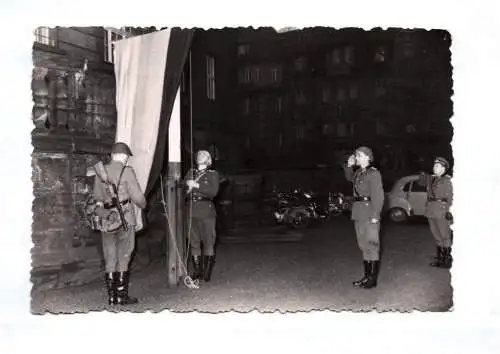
left=113, top=28, right=194, bottom=231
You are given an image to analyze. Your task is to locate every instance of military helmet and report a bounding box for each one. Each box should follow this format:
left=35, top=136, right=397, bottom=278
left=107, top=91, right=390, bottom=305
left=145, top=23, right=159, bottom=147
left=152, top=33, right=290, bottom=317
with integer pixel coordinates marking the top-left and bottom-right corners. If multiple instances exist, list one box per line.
left=196, top=150, right=212, bottom=166
left=112, top=142, right=133, bottom=156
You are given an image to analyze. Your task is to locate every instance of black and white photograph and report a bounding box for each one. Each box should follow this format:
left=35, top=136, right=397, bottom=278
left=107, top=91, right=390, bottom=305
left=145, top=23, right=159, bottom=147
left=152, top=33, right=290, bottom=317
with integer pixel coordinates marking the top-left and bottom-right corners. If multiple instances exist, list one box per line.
left=30, top=25, right=455, bottom=313
left=2, top=1, right=500, bottom=353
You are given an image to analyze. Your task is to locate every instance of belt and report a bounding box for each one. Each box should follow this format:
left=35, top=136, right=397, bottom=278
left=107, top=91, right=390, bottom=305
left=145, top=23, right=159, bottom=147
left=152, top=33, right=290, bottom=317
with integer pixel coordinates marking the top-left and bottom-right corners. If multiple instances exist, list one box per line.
left=191, top=196, right=213, bottom=202
left=354, top=196, right=371, bottom=202
left=428, top=198, right=448, bottom=202
left=104, top=199, right=130, bottom=209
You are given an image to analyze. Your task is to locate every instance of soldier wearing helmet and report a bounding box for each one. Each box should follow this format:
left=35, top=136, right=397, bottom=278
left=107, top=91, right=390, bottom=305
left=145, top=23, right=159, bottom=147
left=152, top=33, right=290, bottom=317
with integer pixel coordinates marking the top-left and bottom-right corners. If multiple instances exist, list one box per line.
left=184, top=150, right=220, bottom=282
left=92, top=142, right=147, bottom=306
left=344, top=146, right=385, bottom=289
left=418, top=156, right=454, bottom=269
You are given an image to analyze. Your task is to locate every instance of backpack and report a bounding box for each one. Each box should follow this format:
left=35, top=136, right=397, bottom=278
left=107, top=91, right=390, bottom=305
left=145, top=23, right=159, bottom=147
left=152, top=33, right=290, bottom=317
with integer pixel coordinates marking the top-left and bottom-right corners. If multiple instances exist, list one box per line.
left=83, top=161, right=126, bottom=233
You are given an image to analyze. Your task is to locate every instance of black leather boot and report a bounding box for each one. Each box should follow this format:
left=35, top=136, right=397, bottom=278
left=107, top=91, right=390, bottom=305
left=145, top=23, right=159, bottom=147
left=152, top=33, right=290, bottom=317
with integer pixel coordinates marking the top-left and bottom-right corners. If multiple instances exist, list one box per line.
left=116, top=271, right=138, bottom=305
left=191, top=256, right=202, bottom=280
left=431, top=245, right=441, bottom=261
left=430, top=246, right=444, bottom=267
left=360, top=261, right=380, bottom=289
left=439, top=247, right=452, bottom=269
left=353, top=261, right=369, bottom=287
left=105, top=272, right=117, bottom=305
left=203, top=255, right=215, bottom=282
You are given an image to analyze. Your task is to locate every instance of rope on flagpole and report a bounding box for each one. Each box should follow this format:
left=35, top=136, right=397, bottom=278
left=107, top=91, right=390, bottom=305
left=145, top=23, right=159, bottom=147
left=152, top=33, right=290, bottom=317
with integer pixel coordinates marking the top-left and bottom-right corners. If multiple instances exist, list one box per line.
left=160, top=174, right=199, bottom=289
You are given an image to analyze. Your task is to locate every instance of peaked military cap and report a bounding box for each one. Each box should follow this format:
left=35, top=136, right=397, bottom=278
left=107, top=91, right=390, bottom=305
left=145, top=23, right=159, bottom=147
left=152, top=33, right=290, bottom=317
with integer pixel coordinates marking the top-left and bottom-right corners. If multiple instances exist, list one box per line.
left=434, top=156, right=450, bottom=170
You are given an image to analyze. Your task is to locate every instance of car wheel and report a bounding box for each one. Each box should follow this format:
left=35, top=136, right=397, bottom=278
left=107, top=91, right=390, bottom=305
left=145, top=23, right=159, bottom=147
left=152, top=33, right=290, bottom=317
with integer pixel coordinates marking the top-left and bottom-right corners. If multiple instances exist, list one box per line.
left=388, top=207, right=408, bottom=223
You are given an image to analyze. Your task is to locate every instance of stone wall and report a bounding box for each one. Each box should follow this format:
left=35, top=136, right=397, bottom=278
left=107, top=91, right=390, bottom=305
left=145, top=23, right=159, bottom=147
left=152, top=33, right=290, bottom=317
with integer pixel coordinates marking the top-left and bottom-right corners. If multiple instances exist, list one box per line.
left=31, top=44, right=165, bottom=291
left=31, top=45, right=117, bottom=290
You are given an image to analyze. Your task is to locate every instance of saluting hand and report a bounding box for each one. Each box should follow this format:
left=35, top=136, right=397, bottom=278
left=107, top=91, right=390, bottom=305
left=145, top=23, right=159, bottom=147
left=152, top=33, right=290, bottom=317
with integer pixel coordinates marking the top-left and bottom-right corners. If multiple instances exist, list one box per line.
left=347, top=155, right=356, bottom=167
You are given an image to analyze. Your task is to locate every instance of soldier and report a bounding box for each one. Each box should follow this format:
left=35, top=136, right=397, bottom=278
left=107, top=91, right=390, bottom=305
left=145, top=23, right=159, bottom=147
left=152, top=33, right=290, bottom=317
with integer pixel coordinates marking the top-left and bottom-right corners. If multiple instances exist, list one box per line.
left=184, top=150, right=220, bottom=282
left=419, top=157, right=453, bottom=269
left=344, top=146, right=385, bottom=289
left=92, top=142, right=147, bottom=305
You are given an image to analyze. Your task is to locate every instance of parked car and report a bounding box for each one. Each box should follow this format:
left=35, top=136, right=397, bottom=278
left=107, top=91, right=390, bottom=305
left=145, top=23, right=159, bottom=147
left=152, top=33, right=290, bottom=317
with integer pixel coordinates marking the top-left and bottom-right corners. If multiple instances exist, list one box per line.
left=385, top=174, right=428, bottom=222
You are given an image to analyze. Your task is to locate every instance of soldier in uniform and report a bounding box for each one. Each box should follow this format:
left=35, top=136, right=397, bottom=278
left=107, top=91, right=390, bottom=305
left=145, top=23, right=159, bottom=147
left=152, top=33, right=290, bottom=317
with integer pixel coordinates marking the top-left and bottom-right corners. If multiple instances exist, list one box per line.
left=92, top=142, right=147, bottom=305
left=184, top=150, right=220, bottom=282
left=419, top=157, right=453, bottom=269
left=344, top=146, right=385, bottom=289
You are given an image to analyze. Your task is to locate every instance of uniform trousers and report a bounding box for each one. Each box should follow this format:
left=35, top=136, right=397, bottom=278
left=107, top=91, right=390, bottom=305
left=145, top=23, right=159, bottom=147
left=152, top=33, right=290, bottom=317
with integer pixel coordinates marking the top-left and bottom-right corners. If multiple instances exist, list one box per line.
left=189, top=217, right=217, bottom=256
left=101, top=227, right=135, bottom=273
left=428, top=218, right=452, bottom=247
left=354, top=220, right=380, bottom=261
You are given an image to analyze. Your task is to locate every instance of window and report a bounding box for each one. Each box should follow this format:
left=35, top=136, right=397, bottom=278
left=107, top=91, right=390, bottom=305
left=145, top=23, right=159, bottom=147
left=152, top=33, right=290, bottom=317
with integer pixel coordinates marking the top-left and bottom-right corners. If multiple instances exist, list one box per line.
left=258, top=96, right=266, bottom=114
left=322, top=124, right=331, bottom=135
left=337, top=88, right=346, bottom=101
left=376, top=120, right=386, bottom=136
left=349, top=84, right=358, bottom=99
left=332, top=49, right=342, bottom=65
left=375, top=46, right=386, bottom=62
left=375, top=79, right=386, bottom=96
left=295, top=91, right=307, bottom=105
left=296, top=126, right=305, bottom=140
left=345, top=46, right=354, bottom=64
left=337, top=122, right=347, bottom=137
left=350, top=122, right=356, bottom=136
left=403, top=182, right=412, bottom=192
left=242, top=98, right=250, bottom=115
left=412, top=182, right=427, bottom=193
left=104, top=28, right=133, bottom=63
left=294, top=57, right=307, bottom=71
left=239, top=67, right=251, bottom=84
left=34, top=27, right=55, bottom=46
left=251, top=67, right=262, bottom=83
left=206, top=56, right=215, bottom=100
left=275, top=97, right=282, bottom=114
left=271, top=67, right=279, bottom=82
left=322, top=86, right=331, bottom=103
left=238, top=44, right=250, bottom=56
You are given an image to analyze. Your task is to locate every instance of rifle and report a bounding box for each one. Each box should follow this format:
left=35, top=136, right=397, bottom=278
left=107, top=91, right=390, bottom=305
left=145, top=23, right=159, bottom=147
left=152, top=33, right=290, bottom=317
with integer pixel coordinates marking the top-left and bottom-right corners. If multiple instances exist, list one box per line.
left=94, top=161, right=129, bottom=232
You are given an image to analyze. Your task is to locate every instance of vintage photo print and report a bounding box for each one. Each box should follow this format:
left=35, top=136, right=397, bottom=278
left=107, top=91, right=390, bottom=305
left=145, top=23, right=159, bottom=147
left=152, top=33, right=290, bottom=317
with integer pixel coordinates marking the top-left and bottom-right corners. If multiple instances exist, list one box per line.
left=2, top=0, right=500, bottom=353
left=29, top=25, right=455, bottom=314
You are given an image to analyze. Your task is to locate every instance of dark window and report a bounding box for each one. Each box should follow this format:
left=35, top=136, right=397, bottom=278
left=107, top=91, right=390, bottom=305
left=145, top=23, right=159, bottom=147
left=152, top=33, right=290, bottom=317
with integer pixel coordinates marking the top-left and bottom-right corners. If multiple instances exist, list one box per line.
left=411, top=182, right=427, bottom=193
left=206, top=56, right=215, bottom=100
left=403, top=182, right=412, bottom=192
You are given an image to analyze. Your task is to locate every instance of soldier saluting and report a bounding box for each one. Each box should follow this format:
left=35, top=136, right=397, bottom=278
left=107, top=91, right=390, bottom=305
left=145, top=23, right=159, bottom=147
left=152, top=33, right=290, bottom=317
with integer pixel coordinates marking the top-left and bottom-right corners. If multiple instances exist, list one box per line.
left=344, top=146, right=385, bottom=289
left=184, top=150, right=220, bottom=282
left=418, top=157, right=454, bottom=269
left=92, top=142, right=147, bottom=306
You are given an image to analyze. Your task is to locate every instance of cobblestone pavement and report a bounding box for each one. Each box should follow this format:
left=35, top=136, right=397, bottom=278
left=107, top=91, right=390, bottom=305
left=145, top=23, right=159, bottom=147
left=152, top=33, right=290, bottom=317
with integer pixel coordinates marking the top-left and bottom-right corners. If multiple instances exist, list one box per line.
left=31, top=217, right=452, bottom=314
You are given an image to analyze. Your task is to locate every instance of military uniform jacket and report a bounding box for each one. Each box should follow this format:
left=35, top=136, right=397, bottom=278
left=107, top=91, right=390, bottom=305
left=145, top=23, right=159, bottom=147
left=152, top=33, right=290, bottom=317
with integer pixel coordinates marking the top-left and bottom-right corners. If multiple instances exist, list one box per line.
left=344, top=165, right=385, bottom=221
left=92, top=161, right=147, bottom=227
left=419, top=173, right=453, bottom=219
left=184, top=168, right=220, bottom=218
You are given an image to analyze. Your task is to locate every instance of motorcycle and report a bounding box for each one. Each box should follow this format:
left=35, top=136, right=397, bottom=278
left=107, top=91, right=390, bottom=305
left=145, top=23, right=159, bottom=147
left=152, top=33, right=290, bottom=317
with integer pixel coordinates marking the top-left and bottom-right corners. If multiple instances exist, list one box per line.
left=260, top=188, right=298, bottom=226
left=272, top=190, right=348, bottom=229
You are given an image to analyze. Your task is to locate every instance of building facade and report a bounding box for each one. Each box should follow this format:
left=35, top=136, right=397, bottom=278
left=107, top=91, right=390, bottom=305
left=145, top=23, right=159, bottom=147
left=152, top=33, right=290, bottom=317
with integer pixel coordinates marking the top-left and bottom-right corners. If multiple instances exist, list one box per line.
left=185, top=28, right=453, bottom=222
left=31, top=26, right=159, bottom=290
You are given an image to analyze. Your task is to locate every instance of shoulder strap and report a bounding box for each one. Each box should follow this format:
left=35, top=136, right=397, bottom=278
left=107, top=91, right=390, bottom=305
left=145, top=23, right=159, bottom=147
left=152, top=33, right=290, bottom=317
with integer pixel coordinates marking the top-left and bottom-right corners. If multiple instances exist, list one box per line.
left=105, top=164, right=126, bottom=203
